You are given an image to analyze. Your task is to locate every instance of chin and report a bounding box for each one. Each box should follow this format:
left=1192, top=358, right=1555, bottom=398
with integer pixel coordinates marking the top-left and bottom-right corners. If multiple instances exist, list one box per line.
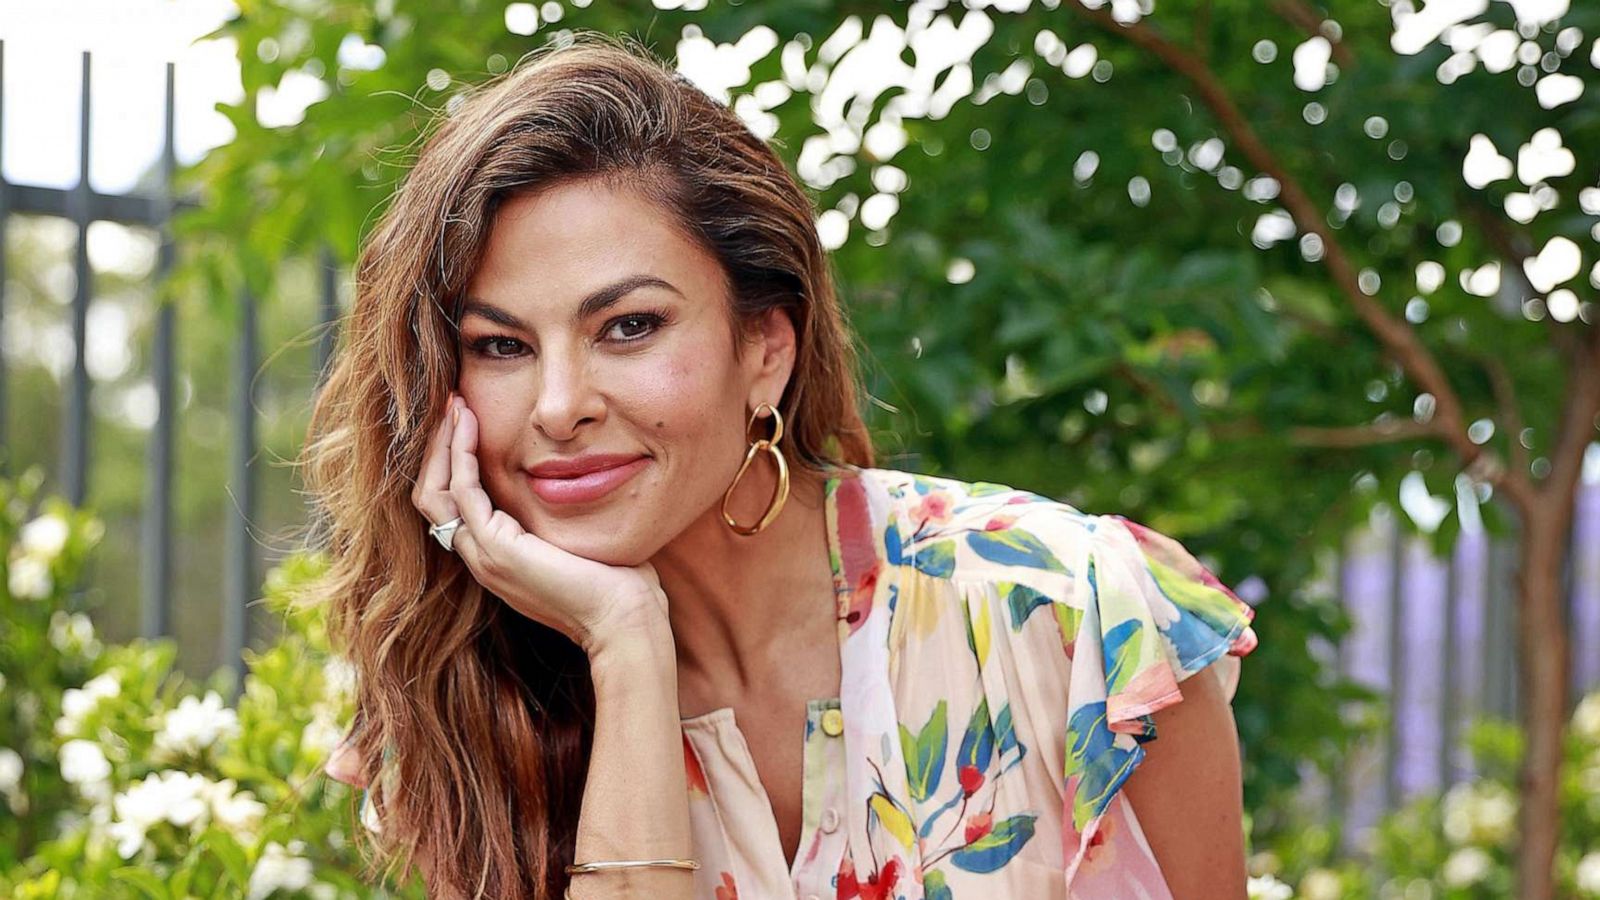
left=536, top=523, right=654, bottom=568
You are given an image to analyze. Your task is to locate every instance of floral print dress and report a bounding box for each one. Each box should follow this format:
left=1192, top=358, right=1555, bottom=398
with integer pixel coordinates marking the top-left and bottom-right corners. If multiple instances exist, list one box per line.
left=678, top=463, right=1259, bottom=899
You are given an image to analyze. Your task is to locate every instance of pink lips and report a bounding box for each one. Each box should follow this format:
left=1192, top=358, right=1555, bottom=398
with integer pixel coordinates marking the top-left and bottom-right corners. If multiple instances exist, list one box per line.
left=526, top=456, right=649, bottom=505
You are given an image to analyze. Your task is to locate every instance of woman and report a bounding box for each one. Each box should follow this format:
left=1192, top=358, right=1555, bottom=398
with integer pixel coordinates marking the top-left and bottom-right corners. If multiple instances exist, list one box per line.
left=307, top=30, right=1259, bottom=900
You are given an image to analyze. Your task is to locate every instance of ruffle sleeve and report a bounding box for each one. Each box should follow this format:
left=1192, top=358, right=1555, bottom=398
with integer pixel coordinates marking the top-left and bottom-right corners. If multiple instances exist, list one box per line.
left=1058, top=512, right=1258, bottom=882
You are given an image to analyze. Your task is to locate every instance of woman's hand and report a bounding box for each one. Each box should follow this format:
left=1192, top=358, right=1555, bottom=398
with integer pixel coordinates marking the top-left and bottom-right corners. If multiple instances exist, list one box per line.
left=324, top=392, right=671, bottom=793
left=325, top=730, right=368, bottom=789
left=413, top=392, right=669, bottom=654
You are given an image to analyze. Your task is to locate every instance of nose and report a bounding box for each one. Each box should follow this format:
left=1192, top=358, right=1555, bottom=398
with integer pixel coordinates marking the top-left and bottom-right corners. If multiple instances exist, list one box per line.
left=529, top=347, right=606, bottom=442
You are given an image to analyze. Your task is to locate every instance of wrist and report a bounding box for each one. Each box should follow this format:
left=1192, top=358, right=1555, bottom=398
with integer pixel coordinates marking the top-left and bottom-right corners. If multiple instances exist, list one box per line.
left=586, top=602, right=675, bottom=678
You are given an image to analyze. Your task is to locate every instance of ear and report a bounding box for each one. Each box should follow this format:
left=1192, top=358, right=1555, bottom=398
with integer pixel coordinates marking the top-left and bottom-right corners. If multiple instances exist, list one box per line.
left=743, top=306, right=798, bottom=418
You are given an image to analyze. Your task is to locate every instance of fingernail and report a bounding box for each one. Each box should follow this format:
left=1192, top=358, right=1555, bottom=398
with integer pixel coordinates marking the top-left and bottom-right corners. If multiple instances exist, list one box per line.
left=452, top=406, right=460, bottom=427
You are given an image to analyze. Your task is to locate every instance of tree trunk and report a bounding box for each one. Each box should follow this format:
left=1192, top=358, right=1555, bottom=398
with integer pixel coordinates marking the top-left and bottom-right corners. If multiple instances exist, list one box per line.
left=1513, top=500, right=1572, bottom=900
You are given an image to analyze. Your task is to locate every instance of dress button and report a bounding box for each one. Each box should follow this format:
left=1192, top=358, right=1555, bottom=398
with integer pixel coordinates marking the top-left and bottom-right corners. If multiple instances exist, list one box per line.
left=820, top=807, right=840, bottom=833
left=820, top=708, right=844, bottom=737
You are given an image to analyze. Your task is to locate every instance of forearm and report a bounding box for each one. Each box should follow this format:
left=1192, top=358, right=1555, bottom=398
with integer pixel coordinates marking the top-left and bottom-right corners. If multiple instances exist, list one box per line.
left=568, top=615, right=693, bottom=899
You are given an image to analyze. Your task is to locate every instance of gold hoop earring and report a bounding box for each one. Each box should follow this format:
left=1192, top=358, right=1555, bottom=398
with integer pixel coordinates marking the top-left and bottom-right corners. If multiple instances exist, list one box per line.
left=721, top=402, right=790, bottom=536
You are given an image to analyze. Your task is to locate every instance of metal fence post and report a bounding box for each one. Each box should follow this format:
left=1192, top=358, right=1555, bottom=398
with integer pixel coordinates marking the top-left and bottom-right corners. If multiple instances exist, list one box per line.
left=140, top=61, right=179, bottom=640
left=64, top=51, right=93, bottom=507
left=222, top=286, right=258, bottom=679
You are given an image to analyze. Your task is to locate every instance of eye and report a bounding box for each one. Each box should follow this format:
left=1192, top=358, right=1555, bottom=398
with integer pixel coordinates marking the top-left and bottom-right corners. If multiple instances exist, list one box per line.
left=603, top=310, right=668, bottom=343
left=467, top=335, right=527, bottom=359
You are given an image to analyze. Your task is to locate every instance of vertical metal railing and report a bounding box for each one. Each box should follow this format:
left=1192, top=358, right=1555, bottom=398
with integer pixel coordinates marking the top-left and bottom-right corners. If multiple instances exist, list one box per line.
left=222, top=286, right=258, bottom=678
left=0, top=41, right=300, bottom=680
left=139, top=61, right=179, bottom=641
left=64, top=52, right=92, bottom=509
left=318, top=246, right=339, bottom=382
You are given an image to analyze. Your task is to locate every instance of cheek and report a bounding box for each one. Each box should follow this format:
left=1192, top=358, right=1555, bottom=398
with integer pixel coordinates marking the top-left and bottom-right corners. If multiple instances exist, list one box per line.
left=458, top=377, right=527, bottom=463
left=616, top=351, right=737, bottom=436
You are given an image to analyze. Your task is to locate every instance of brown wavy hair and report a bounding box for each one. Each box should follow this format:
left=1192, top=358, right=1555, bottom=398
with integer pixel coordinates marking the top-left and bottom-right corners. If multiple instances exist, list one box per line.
left=293, top=29, right=875, bottom=900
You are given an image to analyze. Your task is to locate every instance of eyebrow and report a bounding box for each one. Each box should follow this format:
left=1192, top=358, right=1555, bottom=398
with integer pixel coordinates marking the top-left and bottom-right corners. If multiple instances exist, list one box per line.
left=459, top=274, right=683, bottom=331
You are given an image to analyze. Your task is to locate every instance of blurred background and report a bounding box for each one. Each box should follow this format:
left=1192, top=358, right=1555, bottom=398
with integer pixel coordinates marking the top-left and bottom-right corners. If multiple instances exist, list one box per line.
left=2, top=0, right=1599, bottom=898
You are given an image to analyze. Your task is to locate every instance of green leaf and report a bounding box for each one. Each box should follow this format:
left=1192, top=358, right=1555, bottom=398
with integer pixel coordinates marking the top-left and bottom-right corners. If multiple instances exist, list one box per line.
left=950, top=814, right=1039, bottom=873
left=958, top=695, right=995, bottom=774
left=966, top=528, right=1067, bottom=573
left=112, top=867, right=173, bottom=900
left=899, top=699, right=949, bottom=803
left=1002, top=582, right=1053, bottom=631
left=198, top=829, right=252, bottom=890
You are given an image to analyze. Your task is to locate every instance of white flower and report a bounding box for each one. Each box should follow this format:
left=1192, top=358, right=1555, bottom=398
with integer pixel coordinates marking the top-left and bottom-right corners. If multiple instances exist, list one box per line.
left=247, top=840, right=314, bottom=899
left=1247, top=849, right=1282, bottom=876
left=0, top=747, right=23, bottom=797
left=308, top=883, right=337, bottom=900
left=1473, top=788, right=1516, bottom=842
left=49, top=611, right=101, bottom=657
left=153, top=691, right=240, bottom=757
left=301, top=705, right=345, bottom=758
left=106, top=820, right=147, bottom=860
left=76, top=673, right=119, bottom=705
left=55, top=672, right=121, bottom=737
left=1442, top=846, right=1494, bottom=887
left=108, top=770, right=213, bottom=858
left=1576, top=851, right=1600, bottom=895
left=201, top=778, right=267, bottom=838
left=1442, top=781, right=1517, bottom=846
left=323, top=657, right=357, bottom=701
left=8, top=555, right=51, bottom=600
left=1298, top=867, right=1343, bottom=900
left=1574, top=692, right=1600, bottom=743
left=1246, top=874, right=1294, bottom=900
left=60, top=739, right=111, bottom=788
left=20, top=513, right=70, bottom=559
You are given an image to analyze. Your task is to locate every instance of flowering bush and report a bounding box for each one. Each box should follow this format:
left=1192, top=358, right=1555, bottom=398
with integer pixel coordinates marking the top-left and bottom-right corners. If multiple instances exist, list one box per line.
left=1245, top=690, right=1600, bottom=899
left=0, top=468, right=423, bottom=898
left=0, top=467, right=107, bottom=874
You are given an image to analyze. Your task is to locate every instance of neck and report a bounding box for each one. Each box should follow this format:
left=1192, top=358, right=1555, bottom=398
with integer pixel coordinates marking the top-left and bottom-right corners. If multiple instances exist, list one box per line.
left=649, top=460, right=836, bottom=690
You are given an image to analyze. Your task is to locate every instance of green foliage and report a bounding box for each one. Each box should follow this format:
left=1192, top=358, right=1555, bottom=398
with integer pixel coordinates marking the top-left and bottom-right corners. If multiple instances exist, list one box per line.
left=0, top=471, right=424, bottom=898
left=1246, top=694, right=1600, bottom=899
left=0, top=465, right=109, bottom=870
left=77, top=0, right=1597, bottom=877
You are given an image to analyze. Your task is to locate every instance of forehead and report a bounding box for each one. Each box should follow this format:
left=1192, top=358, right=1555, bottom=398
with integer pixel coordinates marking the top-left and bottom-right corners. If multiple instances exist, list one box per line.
left=465, top=178, right=721, bottom=312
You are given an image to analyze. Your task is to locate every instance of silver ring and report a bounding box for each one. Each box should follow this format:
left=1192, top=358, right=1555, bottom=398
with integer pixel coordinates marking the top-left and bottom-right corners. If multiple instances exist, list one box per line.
left=428, top=516, right=464, bottom=552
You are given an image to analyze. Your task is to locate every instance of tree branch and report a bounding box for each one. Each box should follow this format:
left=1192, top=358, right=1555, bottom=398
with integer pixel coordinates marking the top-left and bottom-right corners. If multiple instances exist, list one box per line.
left=1268, top=0, right=1356, bottom=69
left=1478, top=352, right=1530, bottom=478
left=1541, top=322, right=1600, bottom=503
left=1062, top=0, right=1536, bottom=510
left=1285, top=418, right=1435, bottom=448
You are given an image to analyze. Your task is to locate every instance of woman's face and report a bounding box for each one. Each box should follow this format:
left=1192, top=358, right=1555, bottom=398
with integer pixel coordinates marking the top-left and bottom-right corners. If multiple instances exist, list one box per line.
left=456, top=177, right=794, bottom=566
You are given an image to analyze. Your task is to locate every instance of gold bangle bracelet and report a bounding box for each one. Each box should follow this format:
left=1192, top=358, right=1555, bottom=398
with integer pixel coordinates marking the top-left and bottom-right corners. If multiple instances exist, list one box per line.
left=565, top=857, right=700, bottom=875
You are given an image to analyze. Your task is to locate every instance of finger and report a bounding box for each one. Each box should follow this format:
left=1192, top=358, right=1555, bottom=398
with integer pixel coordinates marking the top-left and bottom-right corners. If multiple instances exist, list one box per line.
left=325, top=735, right=368, bottom=788
left=448, top=403, right=499, bottom=556
left=413, top=397, right=461, bottom=527
left=417, top=394, right=458, bottom=496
